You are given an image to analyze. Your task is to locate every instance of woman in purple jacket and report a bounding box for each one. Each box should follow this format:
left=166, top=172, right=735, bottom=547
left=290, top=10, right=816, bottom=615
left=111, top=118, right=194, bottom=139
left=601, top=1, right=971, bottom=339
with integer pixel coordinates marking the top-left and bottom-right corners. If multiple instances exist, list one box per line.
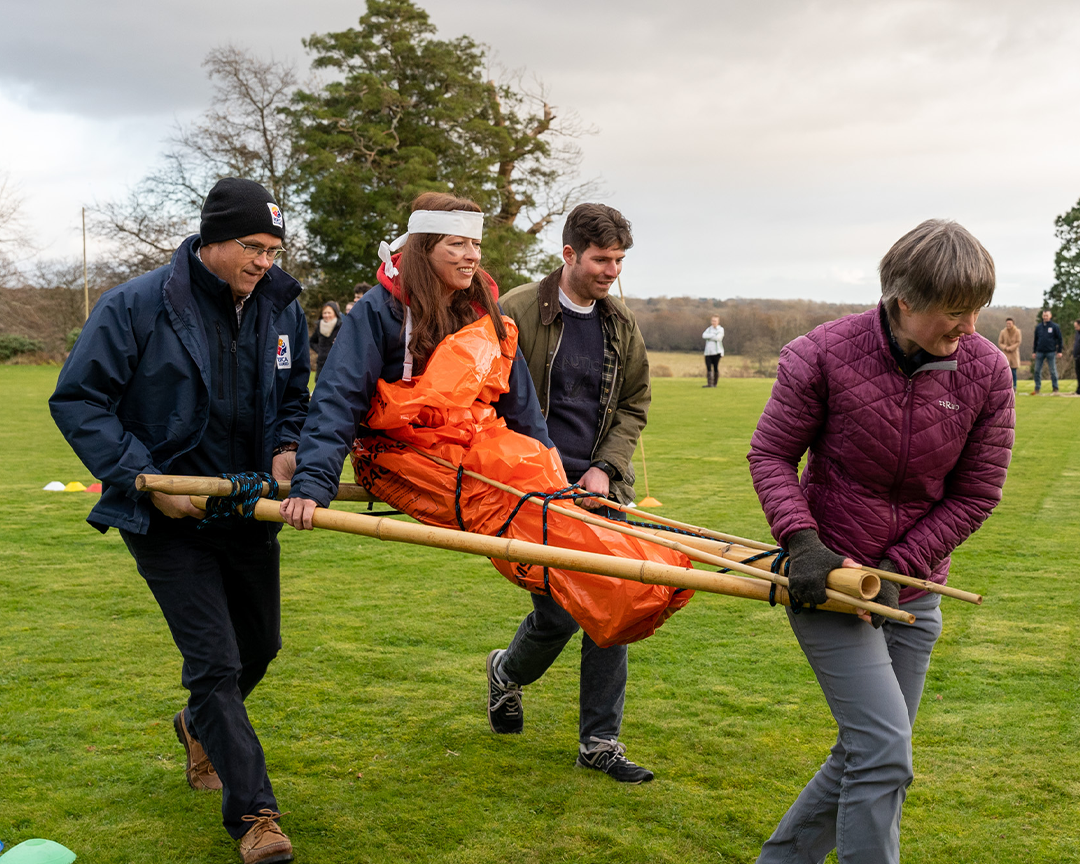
left=748, top=220, right=1014, bottom=864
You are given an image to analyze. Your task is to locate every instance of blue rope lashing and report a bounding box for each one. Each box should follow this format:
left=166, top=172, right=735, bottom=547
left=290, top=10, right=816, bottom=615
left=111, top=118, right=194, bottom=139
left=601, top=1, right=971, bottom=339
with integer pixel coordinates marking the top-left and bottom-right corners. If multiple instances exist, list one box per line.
left=479, top=478, right=592, bottom=596
left=200, top=472, right=277, bottom=527
left=716, top=547, right=783, bottom=575
left=770, top=549, right=789, bottom=575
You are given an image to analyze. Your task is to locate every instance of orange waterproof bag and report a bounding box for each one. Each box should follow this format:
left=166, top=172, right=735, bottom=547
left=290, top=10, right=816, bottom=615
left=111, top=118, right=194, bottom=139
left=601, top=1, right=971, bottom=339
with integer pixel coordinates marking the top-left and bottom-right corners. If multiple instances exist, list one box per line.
left=352, top=315, right=693, bottom=647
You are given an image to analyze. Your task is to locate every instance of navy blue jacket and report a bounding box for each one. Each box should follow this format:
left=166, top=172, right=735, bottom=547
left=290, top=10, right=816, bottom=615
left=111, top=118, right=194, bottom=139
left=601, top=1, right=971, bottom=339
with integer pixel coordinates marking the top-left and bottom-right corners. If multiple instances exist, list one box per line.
left=50, top=236, right=311, bottom=534
left=1033, top=319, right=1063, bottom=354
left=290, top=283, right=552, bottom=507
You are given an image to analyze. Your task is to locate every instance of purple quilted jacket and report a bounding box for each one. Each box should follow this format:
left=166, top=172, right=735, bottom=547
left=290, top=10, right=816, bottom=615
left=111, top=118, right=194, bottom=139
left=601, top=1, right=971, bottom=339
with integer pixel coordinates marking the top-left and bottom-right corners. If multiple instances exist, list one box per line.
left=748, top=306, right=1015, bottom=603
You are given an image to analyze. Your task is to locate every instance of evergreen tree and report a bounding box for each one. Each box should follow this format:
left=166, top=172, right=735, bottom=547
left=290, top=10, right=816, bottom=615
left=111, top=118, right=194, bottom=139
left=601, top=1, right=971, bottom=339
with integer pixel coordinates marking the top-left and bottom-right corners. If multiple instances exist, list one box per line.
left=291, top=0, right=593, bottom=298
left=1044, top=197, right=1080, bottom=328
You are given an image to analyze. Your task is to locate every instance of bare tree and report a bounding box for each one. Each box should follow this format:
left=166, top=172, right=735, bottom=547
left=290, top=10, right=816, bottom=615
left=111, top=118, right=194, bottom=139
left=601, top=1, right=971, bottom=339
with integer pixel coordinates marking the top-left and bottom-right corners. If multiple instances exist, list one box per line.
left=485, top=74, right=602, bottom=238
left=0, top=172, right=27, bottom=285
left=91, top=46, right=301, bottom=276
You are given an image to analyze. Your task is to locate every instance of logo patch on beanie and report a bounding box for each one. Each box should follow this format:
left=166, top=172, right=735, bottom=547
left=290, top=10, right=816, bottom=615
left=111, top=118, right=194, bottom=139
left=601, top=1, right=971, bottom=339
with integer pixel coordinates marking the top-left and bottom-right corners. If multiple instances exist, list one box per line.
left=276, top=334, right=292, bottom=369
left=267, top=202, right=283, bottom=228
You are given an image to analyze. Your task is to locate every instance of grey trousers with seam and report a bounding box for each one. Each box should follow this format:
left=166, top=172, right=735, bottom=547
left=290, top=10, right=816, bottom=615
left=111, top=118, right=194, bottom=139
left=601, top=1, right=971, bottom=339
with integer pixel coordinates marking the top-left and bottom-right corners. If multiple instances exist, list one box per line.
left=757, top=592, right=942, bottom=864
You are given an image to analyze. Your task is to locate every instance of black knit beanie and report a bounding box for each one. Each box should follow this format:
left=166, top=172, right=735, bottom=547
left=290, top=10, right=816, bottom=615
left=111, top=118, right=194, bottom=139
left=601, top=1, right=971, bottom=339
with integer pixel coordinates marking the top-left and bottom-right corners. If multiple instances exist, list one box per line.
left=200, top=178, right=285, bottom=245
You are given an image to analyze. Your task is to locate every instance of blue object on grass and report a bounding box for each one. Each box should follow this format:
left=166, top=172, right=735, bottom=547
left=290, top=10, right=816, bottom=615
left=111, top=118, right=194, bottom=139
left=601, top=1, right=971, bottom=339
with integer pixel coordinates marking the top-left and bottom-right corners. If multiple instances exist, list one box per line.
left=0, top=839, right=76, bottom=863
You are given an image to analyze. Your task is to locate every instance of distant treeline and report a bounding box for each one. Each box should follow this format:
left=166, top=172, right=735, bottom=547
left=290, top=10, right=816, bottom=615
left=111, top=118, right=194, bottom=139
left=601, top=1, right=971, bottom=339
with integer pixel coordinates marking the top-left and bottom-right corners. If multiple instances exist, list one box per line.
left=627, top=296, right=1051, bottom=364
left=0, top=283, right=1061, bottom=378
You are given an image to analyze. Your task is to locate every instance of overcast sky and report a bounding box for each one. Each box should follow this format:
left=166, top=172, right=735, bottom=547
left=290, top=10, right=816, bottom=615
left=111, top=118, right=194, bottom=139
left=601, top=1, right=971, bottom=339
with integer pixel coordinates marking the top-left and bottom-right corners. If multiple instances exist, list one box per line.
left=2, top=0, right=1079, bottom=306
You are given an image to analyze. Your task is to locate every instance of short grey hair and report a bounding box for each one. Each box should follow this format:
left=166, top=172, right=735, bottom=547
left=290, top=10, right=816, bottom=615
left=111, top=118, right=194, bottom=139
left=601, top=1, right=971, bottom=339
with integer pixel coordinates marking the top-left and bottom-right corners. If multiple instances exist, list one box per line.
left=879, top=220, right=995, bottom=316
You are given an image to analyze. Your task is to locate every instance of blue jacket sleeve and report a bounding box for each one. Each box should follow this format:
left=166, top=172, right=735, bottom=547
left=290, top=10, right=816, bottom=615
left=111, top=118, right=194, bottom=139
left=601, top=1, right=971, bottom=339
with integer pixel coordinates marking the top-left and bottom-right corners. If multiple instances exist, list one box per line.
left=49, top=287, right=160, bottom=499
left=495, top=348, right=553, bottom=448
left=290, top=300, right=389, bottom=507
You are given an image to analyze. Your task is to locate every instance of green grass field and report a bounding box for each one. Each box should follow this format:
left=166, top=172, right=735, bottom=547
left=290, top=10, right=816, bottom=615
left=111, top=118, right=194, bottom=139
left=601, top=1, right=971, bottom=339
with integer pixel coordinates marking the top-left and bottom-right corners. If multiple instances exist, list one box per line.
left=2, top=365, right=1079, bottom=863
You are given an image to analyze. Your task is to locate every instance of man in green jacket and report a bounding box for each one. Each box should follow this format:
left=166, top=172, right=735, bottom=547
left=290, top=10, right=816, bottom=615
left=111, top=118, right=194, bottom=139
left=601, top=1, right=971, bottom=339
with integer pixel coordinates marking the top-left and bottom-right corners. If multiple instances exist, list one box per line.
left=486, top=203, right=654, bottom=783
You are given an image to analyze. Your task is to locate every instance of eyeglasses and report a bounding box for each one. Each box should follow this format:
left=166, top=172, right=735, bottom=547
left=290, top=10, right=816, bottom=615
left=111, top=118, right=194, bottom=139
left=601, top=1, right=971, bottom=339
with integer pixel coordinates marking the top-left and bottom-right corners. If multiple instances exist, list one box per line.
left=233, top=238, right=287, bottom=261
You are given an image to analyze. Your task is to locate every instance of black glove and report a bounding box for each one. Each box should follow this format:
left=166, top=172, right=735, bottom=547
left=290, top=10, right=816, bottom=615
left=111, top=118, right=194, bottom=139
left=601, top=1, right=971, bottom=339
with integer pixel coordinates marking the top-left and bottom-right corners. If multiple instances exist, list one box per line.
left=870, top=558, right=901, bottom=628
left=785, top=529, right=844, bottom=608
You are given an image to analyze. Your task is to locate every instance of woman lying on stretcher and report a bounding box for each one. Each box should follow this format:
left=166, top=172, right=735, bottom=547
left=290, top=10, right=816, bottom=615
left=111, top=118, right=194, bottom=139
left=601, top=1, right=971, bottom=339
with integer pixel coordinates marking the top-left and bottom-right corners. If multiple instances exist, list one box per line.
left=280, top=192, right=691, bottom=647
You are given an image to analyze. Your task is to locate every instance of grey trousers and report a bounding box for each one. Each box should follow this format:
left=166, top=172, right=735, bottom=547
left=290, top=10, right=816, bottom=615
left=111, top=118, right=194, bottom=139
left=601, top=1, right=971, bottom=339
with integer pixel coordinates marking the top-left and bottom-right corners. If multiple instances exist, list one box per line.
left=757, top=593, right=942, bottom=864
left=498, top=592, right=627, bottom=747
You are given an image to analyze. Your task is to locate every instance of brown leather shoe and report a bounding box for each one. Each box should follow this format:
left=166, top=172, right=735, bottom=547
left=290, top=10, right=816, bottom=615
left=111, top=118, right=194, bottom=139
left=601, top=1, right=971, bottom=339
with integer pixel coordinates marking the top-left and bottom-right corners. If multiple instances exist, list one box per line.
left=239, top=810, right=293, bottom=864
left=173, top=710, right=222, bottom=791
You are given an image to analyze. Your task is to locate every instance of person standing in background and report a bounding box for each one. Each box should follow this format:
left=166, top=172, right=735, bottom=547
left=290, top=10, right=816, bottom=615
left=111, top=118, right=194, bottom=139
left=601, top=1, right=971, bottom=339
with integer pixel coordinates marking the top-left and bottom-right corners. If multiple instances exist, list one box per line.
left=997, top=317, right=1021, bottom=390
left=309, top=300, right=343, bottom=381
left=1030, top=309, right=1063, bottom=395
left=702, top=314, right=725, bottom=388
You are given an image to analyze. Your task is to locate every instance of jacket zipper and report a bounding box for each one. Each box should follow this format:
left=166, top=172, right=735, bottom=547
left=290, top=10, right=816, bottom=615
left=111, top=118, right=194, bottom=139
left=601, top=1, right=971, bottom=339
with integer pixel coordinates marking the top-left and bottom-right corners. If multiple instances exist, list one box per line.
left=229, top=337, right=238, bottom=468
left=215, top=323, right=225, bottom=400
left=888, top=375, right=915, bottom=544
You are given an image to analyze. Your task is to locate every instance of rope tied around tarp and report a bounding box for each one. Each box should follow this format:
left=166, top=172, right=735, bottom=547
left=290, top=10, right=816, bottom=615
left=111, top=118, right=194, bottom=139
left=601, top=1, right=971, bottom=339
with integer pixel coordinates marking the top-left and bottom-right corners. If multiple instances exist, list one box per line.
left=199, top=472, right=278, bottom=527
left=451, top=466, right=597, bottom=594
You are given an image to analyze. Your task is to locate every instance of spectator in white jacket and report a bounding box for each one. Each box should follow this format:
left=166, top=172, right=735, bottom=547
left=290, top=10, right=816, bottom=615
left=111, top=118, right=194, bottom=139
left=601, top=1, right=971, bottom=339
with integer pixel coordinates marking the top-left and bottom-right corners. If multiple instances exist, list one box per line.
left=702, top=315, right=725, bottom=387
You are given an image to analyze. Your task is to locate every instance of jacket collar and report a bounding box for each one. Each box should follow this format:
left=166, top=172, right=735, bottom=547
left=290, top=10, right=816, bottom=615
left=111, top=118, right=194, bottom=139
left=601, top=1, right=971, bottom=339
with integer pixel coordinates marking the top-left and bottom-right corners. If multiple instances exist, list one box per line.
left=537, top=266, right=630, bottom=326
left=876, top=303, right=958, bottom=376
left=163, top=235, right=303, bottom=319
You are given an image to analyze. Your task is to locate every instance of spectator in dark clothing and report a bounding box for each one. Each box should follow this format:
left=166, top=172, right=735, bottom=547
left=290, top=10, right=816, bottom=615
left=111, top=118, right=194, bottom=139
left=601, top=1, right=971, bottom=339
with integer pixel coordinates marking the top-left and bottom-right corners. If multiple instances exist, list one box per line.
left=309, top=300, right=342, bottom=380
left=1030, top=309, right=1063, bottom=395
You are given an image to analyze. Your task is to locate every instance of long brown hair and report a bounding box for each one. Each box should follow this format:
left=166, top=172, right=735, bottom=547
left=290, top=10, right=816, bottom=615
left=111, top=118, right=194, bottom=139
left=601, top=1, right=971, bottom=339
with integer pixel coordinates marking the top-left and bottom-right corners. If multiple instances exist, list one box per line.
left=397, top=192, right=506, bottom=373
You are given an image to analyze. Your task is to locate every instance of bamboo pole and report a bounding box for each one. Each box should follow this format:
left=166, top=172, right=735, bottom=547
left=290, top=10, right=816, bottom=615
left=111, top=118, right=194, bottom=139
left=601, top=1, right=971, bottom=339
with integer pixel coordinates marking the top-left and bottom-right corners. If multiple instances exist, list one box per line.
left=186, top=494, right=903, bottom=621
left=141, top=473, right=911, bottom=622
left=585, top=496, right=777, bottom=550
left=859, top=564, right=983, bottom=605
left=630, top=523, right=983, bottom=606
left=136, top=474, right=377, bottom=503
left=407, top=450, right=880, bottom=602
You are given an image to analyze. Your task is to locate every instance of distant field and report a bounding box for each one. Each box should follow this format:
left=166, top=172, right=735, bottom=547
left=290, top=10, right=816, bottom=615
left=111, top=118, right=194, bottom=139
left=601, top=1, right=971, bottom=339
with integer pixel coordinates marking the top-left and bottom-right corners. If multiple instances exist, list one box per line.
left=2, top=367, right=1079, bottom=863
left=647, top=351, right=779, bottom=378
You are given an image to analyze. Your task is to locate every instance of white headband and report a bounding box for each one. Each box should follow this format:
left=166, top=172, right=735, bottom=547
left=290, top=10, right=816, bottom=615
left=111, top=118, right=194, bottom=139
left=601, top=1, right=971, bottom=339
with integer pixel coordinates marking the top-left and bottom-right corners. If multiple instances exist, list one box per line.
left=378, top=209, right=484, bottom=278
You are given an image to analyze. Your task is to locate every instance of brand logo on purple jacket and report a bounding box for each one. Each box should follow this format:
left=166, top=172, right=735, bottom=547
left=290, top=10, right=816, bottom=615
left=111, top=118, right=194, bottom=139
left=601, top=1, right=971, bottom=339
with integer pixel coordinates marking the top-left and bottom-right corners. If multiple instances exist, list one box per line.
left=938, top=399, right=959, bottom=411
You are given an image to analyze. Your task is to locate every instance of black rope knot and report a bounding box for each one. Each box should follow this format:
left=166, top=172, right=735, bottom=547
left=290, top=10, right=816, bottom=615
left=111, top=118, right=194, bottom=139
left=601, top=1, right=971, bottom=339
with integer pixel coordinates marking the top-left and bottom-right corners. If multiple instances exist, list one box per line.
left=200, top=472, right=277, bottom=527
left=449, top=462, right=597, bottom=596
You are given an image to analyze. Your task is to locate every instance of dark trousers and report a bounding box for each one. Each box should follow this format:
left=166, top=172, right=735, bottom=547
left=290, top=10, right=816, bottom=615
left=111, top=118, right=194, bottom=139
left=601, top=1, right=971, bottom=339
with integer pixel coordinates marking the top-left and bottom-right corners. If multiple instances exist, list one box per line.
left=120, top=513, right=282, bottom=839
left=704, top=353, right=721, bottom=387
left=499, top=505, right=629, bottom=747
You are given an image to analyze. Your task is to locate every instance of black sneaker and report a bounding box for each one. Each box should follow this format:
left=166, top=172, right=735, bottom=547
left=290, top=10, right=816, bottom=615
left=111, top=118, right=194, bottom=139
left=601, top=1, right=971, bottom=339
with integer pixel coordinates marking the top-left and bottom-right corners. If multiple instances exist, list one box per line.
left=575, top=739, right=654, bottom=784
left=486, top=649, right=523, bottom=734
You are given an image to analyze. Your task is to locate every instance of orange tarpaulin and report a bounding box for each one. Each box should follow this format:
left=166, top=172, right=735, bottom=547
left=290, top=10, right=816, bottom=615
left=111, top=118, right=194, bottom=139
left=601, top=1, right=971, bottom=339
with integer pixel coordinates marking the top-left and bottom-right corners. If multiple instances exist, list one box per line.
left=352, top=314, right=693, bottom=647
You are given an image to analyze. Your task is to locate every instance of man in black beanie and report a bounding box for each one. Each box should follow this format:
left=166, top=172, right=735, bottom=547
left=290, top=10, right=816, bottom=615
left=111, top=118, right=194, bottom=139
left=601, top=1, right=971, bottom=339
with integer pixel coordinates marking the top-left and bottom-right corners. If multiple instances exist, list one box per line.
left=50, top=177, right=308, bottom=863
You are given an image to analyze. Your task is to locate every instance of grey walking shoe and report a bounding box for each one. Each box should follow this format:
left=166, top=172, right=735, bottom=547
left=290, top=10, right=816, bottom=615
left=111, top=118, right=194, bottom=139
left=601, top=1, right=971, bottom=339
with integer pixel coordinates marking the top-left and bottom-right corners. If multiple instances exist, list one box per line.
left=575, top=738, right=654, bottom=784
left=486, top=649, right=523, bottom=734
